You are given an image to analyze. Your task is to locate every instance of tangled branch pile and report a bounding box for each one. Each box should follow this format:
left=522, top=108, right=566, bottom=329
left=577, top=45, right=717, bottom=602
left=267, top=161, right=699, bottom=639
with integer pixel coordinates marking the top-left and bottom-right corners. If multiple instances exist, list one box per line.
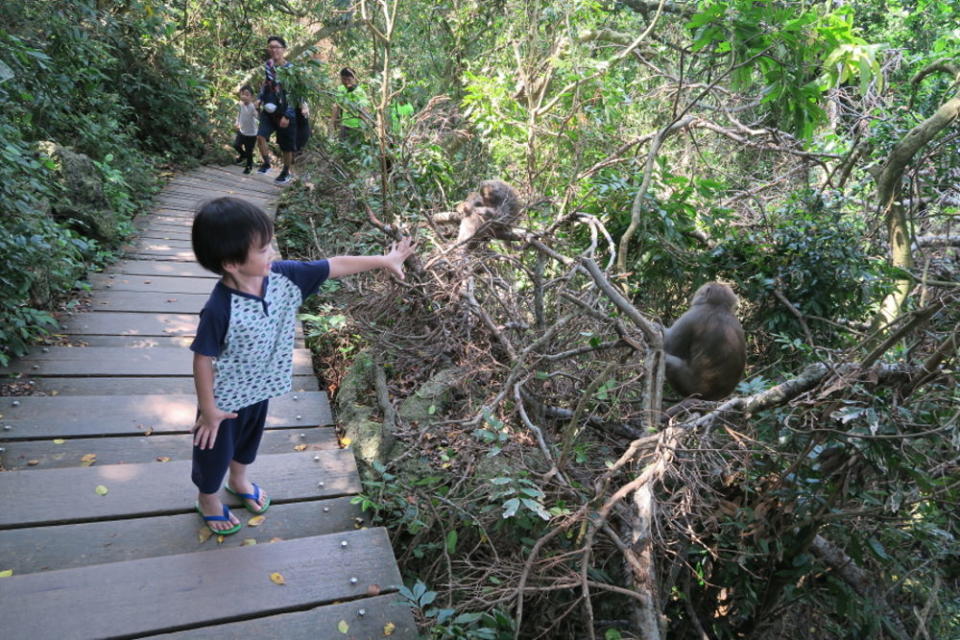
left=286, top=169, right=958, bottom=639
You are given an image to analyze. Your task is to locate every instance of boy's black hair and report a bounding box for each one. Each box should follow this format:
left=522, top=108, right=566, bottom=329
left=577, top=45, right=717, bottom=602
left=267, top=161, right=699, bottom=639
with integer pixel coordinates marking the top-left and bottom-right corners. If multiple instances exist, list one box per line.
left=340, top=67, right=355, bottom=78
left=239, top=84, right=254, bottom=94
left=192, top=198, right=274, bottom=275
left=267, top=35, right=287, bottom=48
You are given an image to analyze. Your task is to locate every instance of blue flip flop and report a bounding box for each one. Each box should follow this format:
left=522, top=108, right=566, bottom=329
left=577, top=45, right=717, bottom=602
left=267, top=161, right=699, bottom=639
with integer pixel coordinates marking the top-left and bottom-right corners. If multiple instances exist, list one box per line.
left=195, top=503, right=242, bottom=535
left=225, top=482, right=271, bottom=515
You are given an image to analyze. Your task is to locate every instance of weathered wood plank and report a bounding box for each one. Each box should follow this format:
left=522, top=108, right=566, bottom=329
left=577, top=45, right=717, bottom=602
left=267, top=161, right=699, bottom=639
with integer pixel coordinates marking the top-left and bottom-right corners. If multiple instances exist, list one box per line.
left=61, top=311, right=200, bottom=335
left=18, top=374, right=319, bottom=396
left=0, top=528, right=402, bottom=640
left=0, top=391, right=331, bottom=440
left=0, top=427, right=338, bottom=470
left=174, top=167, right=281, bottom=192
left=155, top=594, right=418, bottom=640
left=195, top=165, right=283, bottom=191
left=89, top=274, right=215, bottom=295
left=0, top=346, right=314, bottom=376
left=0, top=498, right=364, bottom=573
left=124, top=252, right=197, bottom=262
left=87, top=290, right=208, bottom=313
left=105, top=259, right=214, bottom=278
left=128, top=238, right=194, bottom=250
left=69, top=334, right=305, bottom=349
left=0, top=449, right=359, bottom=528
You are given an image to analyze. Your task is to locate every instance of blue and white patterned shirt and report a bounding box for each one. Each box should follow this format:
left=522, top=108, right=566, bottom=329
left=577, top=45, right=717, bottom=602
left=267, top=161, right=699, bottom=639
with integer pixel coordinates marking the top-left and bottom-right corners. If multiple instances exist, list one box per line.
left=190, top=260, right=329, bottom=411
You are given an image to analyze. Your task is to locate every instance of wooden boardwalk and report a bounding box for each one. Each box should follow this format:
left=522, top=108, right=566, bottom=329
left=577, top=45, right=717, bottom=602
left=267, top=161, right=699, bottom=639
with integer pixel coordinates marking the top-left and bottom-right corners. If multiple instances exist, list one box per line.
left=0, top=165, right=417, bottom=639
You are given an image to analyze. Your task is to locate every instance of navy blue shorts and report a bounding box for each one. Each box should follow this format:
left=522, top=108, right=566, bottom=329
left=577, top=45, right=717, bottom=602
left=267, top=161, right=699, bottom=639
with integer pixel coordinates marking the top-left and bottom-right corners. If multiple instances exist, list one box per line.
left=257, top=115, right=297, bottom=152
left=192, top=399, right=269, bottom=493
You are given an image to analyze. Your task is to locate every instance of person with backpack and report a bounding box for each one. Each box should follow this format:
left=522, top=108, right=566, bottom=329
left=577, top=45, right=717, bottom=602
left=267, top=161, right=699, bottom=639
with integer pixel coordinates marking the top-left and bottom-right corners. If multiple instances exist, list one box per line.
left=255, top=36, right=299, bottom=185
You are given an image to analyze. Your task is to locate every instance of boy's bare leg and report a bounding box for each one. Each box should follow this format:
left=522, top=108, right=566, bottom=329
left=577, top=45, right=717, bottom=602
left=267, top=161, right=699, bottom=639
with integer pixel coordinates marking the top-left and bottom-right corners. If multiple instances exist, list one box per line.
left=282, top=151, right=293, bottom=173
left=227, top=460, right=269, bottom=511
left=197, top=491, right=241, bottom=531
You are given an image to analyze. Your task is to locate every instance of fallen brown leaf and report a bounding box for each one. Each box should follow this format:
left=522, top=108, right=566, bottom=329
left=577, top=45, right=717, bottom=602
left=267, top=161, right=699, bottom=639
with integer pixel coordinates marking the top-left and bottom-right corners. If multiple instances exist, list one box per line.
left=366, top=583, right=381, bottom=596
left=27, top=459, right=39, bottom=466
left=155, top=456, right=171, bottom=462
left=293, top=444, right=307, bottom=451
left=270, top=572, right=286, bottom=585
left=247, top=515, right=266, bottom=527
left=384, top=621, right=396, bottom=636
left=241, top=538, right=257, bottom=546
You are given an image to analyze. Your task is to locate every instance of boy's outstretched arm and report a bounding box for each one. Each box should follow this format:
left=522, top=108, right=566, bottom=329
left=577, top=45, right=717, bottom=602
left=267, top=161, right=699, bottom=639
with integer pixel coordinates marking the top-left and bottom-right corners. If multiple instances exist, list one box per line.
left=327, top=237, right=415, bottom=280
left=192, top=353, right=238, bottom=450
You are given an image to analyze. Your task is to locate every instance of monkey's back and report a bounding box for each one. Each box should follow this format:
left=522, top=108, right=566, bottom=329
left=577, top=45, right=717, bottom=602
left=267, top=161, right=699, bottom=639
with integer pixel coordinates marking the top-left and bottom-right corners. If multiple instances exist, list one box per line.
left=665, top=303, right=746, bottom=400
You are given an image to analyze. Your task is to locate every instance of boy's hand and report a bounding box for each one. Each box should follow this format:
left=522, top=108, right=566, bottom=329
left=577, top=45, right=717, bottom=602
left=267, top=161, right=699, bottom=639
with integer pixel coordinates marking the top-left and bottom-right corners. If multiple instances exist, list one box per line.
left=384, top=237, right=416, bottom=280
left=193, top=407, right=238, bottom=450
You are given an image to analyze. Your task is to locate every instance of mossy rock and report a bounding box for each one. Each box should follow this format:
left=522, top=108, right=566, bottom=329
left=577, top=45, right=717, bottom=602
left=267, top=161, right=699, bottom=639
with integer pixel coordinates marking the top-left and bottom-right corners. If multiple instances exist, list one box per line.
left=36, top=141, right=123, bottom=244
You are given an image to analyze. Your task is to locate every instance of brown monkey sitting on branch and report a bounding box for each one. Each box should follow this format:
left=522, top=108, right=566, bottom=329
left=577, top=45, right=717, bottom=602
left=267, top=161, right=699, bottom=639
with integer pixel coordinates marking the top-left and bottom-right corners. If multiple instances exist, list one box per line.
left=663, top=282, right=746, bottom=401
left=432, top=180, right=521, bottom=248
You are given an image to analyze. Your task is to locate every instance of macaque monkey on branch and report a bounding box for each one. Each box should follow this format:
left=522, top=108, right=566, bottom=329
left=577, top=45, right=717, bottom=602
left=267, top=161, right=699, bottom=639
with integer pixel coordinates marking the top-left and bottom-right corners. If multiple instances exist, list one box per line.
left=433, top=180, right=521, bottom=250
left=663, top=282, right=746, bottom=401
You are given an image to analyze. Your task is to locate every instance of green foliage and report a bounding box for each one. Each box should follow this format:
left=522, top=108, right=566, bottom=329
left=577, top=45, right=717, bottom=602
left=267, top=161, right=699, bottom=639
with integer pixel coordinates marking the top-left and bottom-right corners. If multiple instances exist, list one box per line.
left=687, top=1, right=881, bottom=137
left=398, top=580, right=516, bottom=639
left=0, top=0, right=208, bottom=361
left=710, top=191, right=891, bottom=346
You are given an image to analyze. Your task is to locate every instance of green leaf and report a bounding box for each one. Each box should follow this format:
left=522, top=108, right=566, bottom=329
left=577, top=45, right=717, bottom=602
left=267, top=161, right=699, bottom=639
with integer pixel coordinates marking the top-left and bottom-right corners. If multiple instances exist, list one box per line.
left=337, top=619, right=349, bottom=633
left=502, top=498, right=520, bottom=518
left=446, top=529, right=458, bottom=554
left=95, top=485, right=109, bottom=496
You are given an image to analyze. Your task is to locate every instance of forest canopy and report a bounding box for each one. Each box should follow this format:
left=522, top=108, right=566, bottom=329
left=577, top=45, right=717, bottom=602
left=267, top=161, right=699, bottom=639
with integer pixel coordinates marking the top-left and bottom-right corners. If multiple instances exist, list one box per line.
left=2, top=1, right=958, bottom=639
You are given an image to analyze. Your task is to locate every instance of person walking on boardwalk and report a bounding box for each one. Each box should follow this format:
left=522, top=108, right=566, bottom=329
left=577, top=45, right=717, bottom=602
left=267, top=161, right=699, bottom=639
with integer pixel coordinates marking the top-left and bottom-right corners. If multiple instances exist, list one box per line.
left=255, top=35, right=299, bottom=185
left=233, top=85, right=259, bottom=174
left=332, top=67, right=370, bottom=149
left=190, top=197, right=414, bottom=533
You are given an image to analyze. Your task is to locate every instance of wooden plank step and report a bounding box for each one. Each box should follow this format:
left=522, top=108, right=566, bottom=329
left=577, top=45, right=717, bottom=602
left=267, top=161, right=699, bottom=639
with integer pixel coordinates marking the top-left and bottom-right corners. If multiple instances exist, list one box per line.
left=194, top=165, right=284, bottom=192
left=0, top=498, right=363, bottom=574
left=0, top=528, right=407, bottom=640
left=69, top=334, right=305, bottom=349
left=61, top=311, right=201, bottom=336
left=155, top=593, right=418, bottom=639
left=0, top=346, right=315, bottom=377
left=17, top=374, right=319, bottom=396
left=67, top=334, right=306, bottom=350
left=87, top=290, right=208, bottom=313
left=0, top=449, right=359, bottom=528
left=129, top=237, right=194, bottom=250
left=105, top=259, right=214, bottom=278
left=136, top=228, right=192, bottom=240
left=124, top=251, right=199, bottom=262
left=0, top=427, right=338, bottom=470
left=175, top=166, right=281, bottom=190
left=0, top=391, right=331, bottom=440
left=89, top=274, right=222, bottom=294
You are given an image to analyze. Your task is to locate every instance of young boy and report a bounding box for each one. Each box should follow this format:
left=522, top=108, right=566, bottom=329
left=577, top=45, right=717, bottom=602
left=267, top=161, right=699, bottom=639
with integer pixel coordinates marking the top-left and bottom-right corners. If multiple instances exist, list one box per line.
left=190, top=197, right=414, bottom=533
left=233, top=86, right=258, bottom=174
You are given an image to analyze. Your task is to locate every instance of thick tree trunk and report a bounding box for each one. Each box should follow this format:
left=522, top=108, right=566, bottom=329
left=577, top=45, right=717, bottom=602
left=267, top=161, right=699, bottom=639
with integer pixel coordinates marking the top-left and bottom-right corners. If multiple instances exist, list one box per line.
left=874, top=93, right=960, bottom=324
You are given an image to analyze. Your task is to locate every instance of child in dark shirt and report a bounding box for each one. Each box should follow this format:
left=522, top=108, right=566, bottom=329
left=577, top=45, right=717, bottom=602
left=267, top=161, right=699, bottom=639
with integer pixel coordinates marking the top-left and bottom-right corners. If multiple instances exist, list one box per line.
left=190, top=197, right=413, bottom=533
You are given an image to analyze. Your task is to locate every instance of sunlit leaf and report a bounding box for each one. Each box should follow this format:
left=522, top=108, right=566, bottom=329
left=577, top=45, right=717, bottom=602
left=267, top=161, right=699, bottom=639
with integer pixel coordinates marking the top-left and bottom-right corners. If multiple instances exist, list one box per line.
left=95, top=484, right=109, bottom=496
left=241, top=538, right=257, bottom=546
left=293, top=444, right=307, bottom=451
left=80, top=453, right=96, bottom=466
left=27, top=459, right=39, bottom=466
left=198, top=527, right=213, bottom=543
left=52, top=438, right=65, bottom=444
left=155, top=456, right=171, bottom=462
left=270, top=572, right=286, bottom=585
left=248, top=515, right=266, bottom=527
left=0, top=569, right=13, bottom=578
left=337, top=619, right=349, bottom=633
left=383, top=621, right=396, bottom=635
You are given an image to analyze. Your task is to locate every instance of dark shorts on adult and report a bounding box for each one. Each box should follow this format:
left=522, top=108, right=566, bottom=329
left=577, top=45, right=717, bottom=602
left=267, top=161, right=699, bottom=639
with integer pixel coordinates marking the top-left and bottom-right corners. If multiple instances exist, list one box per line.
left=258, top=115, right=298, bottom=152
